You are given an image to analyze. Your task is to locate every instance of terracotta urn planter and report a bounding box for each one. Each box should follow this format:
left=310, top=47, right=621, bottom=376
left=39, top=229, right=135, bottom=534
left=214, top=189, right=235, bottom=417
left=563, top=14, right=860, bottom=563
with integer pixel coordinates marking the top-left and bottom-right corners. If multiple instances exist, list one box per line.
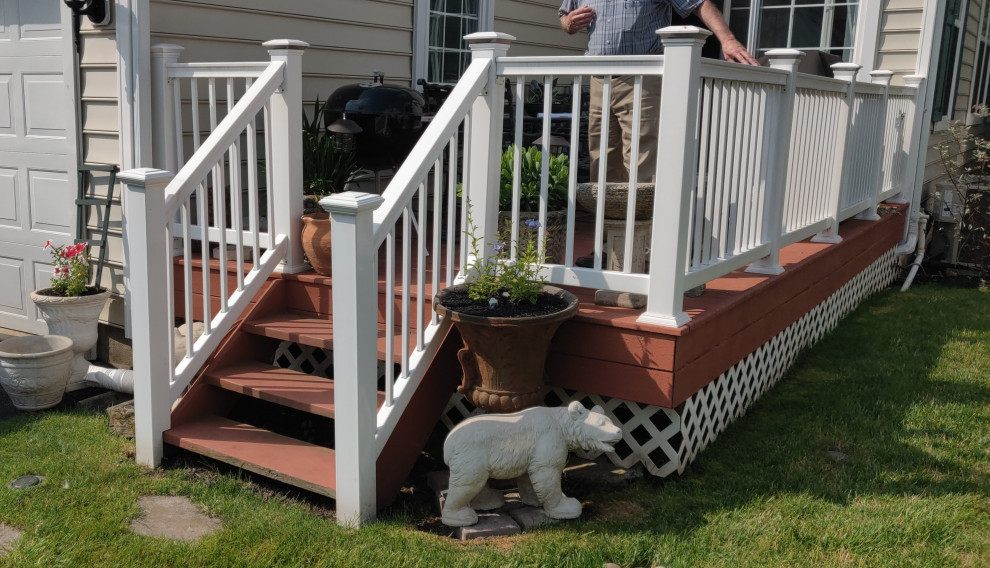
left=0, top=335, right=75, bottom=411
left=300, top=211, right=333, bottom=276
left=30, top=287, right=110, bottom=391
left=433, top=284, right=579, bottom=413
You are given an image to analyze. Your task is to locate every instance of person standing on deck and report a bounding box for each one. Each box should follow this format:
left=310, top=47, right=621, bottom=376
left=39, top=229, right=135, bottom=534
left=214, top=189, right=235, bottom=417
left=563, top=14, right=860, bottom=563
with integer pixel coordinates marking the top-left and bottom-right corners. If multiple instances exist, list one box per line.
left=559, top=0, right=758, bottom=183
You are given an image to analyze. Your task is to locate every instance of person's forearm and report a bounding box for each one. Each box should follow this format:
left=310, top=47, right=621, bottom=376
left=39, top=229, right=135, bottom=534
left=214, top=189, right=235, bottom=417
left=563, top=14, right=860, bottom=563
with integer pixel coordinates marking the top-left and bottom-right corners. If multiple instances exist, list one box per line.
left=694, top=0, right=759, bottom=65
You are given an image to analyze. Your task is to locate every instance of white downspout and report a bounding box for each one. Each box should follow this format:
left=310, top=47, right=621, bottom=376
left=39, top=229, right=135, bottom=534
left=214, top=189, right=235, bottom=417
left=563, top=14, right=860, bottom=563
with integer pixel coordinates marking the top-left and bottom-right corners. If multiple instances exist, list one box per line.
left=898, top=213, right=929, bottom=292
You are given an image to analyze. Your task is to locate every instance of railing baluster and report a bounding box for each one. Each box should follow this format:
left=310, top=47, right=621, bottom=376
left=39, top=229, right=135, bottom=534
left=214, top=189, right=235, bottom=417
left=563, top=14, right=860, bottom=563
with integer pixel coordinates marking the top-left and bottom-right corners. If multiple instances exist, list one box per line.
left=401, top=207, right=411, bottom=379
left=181, top=201, right=194, bottom=359
left=172, top=78, right=185, bottom=171
left=623, top=75, right=644, bottom=273
left=417, top=183, right=426, bottom=352
left=385, top=230, right=395, bottom=406
left=565, top=75, right=581, bottom=268
left=432, top=159, right=442, bottom=327
left=445, top=134, right=457, bottom=289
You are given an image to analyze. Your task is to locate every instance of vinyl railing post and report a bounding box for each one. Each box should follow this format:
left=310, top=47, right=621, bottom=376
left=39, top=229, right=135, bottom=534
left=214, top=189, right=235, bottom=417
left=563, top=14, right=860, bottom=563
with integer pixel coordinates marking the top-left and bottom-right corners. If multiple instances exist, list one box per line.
left=324, top=191, right=385, bottom=528
left=748, top=49, right=803, bottom=275
left=888, top=75, right=926, bottom=205
left=265, top=39, right=309, bottom=273
left=119, top=168, right=175, bottom=467
left=856, top=70, right=894, bottom=221
left=463, top=32, right=512, bottom=268
left=151, top=44, right=183, bottom=172
left=812, top=62, right=860, bottom=244
left=638, top=26, right=710, bottom=328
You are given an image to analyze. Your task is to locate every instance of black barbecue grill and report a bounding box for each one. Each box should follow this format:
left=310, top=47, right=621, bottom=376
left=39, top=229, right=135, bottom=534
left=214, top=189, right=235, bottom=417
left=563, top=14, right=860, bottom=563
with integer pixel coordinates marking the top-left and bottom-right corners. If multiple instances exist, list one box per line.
left=324, top=71, right=427, bottom=173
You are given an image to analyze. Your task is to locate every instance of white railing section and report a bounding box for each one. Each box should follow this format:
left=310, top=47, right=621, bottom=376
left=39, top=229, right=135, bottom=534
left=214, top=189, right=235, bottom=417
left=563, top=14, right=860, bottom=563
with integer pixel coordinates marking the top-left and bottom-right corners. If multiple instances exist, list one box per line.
left=152, top=45, right=277, bottom=253
left=124, top=40, right=307, bottom=470
left=685, top=61, right=786, bottom=285
left=839, top=86, right=885, bottom=219
left=498, top=54, right=665, bottom=293
left=325, top=33, right=505, bottom=527
left=880, top=88, right=917, bottom=200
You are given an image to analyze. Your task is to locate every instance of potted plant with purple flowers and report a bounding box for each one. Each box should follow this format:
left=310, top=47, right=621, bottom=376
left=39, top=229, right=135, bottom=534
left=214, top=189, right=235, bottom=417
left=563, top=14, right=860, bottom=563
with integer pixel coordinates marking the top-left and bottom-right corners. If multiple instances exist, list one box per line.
left=433, top=213, right=579, bottom=414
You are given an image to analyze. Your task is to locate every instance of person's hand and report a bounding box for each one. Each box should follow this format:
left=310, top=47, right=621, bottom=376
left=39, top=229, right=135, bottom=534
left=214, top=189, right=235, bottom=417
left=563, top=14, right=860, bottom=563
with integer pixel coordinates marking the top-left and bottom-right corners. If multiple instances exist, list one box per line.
left=722, top=38, right=759, bottom=66
left=561, top=6, right=595, bottom=34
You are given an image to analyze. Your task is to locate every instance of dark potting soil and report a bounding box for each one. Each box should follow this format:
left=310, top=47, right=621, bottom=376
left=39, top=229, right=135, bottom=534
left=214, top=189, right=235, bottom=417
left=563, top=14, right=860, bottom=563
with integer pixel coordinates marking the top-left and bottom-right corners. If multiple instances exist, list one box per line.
left=34, top=286, right=105, bottom=297
left=439, top=288, right=570, bottom=318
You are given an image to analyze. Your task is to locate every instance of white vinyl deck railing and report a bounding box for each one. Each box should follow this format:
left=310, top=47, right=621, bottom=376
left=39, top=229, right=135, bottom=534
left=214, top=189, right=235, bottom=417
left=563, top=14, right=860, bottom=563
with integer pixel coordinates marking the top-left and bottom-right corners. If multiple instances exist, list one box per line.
left=328, top=28, right=924, bottom=523
left=120, top=40, right=308, bottom=472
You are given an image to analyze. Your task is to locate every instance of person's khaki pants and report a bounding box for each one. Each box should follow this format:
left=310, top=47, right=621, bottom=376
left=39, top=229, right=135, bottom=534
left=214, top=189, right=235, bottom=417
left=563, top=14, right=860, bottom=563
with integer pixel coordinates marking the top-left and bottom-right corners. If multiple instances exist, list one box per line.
left=588, top=75, right=662, bottom=183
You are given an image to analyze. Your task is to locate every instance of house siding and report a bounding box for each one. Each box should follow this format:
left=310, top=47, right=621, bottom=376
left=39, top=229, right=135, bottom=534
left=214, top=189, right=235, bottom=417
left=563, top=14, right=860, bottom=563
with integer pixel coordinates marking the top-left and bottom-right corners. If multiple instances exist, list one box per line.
left=77, top=16, right=126, bottom=326
left=496, top=0, right=587, bottom=57
left=149, top=0, right=414, bottom=102
left=877, top=0, right=925, bottom=85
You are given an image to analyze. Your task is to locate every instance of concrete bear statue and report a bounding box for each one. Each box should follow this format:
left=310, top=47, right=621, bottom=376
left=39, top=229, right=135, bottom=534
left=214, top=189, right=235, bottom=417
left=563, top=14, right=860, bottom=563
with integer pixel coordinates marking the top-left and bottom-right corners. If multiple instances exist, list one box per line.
left=442, top=401, right=623, bottom=527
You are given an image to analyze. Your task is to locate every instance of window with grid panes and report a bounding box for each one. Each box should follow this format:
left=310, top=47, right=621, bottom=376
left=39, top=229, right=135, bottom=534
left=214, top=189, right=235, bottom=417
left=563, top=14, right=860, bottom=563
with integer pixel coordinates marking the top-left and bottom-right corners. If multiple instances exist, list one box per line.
left=727, top=0, right=859, bottom=61
left=427, top=0, right=480, bottom=83
left=970, top=1, right=990, bottom=121
left=931, top=0, right=965, bottom=124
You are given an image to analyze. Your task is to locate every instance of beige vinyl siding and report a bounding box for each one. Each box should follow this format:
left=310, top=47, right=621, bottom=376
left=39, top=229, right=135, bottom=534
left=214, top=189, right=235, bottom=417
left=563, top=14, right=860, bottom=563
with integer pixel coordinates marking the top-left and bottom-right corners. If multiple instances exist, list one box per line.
left=496, top=0, right=586, bottom=57
left=78, top=17, right=126, bottom=326
left=876, top=0, right=924, bottom=85
left=150, top=0, right=415, bottom=103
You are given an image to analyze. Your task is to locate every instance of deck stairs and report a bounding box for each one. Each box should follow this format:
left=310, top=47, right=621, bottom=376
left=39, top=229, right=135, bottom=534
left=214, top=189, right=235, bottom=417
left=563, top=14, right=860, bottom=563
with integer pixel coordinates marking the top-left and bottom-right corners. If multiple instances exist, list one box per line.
left=163, top=268, right=461, bottom=508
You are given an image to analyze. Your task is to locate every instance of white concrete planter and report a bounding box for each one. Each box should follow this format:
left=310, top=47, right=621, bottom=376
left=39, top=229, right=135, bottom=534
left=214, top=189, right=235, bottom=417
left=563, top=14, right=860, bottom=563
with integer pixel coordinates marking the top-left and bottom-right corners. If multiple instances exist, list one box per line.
left=0, top=335, right=75, bottom=411
left=30, top=288, right=111, bottom=391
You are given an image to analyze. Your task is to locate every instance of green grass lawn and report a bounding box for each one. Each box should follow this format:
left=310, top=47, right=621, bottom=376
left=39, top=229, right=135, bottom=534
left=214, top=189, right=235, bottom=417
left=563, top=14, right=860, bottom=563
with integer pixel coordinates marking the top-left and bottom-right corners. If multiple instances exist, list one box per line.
left=1, top=284, right=988, bottom=567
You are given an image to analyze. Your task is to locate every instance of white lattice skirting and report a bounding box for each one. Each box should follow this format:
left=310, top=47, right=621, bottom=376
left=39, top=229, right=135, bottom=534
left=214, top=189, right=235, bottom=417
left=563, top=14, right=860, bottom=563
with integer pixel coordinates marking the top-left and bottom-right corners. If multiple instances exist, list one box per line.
left=441, top=247, right=899, bottom=478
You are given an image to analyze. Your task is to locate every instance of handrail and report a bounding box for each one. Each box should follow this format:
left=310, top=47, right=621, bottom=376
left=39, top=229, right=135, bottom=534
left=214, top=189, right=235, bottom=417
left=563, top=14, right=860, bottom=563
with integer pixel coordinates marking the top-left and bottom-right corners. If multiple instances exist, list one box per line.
left=167, top=62, right=271, bottom=78
left=163, top=59, right=285, bottom=218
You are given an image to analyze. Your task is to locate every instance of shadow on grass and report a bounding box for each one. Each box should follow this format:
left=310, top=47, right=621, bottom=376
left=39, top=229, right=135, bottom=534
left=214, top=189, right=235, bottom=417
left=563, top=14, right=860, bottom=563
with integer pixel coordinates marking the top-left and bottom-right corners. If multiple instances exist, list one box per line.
left=565, top=285, right=990, bottom=537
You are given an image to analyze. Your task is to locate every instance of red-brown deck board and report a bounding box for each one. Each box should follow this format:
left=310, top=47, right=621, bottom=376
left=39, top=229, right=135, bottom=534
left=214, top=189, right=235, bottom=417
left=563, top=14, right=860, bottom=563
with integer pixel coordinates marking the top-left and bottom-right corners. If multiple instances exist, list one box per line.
left=203, top=362, right=386, bottom=419
left=163, top=415, right=336, bottom=497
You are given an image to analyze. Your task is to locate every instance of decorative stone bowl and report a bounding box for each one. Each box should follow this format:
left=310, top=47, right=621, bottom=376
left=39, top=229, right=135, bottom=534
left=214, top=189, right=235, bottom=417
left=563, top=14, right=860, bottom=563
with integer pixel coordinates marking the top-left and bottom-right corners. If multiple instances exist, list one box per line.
left=0, top=335, right=75, bottom=411
left=575, top=182, right=655, bottom=220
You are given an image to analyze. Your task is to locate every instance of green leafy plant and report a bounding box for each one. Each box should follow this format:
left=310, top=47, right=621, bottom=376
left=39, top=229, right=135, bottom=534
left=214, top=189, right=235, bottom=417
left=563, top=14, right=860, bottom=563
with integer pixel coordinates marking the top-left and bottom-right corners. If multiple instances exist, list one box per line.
left=499, top=145, right=568, bottom=212
left=464, top=207, right=547, bottom=305
left=932, top=104, right=990, bottom=279
left=302, top=97, right=360, bottom=197
left=44, top=240, right=91, bottom=296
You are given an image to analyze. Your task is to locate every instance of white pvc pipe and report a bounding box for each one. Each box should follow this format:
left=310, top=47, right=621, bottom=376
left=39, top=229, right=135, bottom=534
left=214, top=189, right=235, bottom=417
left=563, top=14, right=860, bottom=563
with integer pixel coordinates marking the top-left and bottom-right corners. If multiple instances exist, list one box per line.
left=900, top=213, right=929, bottom=292
left=69, top=356, right=135, bottom=394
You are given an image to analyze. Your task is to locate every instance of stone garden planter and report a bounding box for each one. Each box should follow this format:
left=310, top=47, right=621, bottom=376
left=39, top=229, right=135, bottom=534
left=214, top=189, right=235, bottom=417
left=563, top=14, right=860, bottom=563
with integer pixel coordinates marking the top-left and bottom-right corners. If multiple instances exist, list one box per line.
left=0, top=335, right=75, bottom=411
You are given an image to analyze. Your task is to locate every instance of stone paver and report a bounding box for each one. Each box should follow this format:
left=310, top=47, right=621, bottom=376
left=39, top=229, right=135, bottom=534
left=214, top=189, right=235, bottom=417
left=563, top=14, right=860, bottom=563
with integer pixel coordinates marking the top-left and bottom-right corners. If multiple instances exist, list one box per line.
left=508, top=506, right=560, bottom=531
left=130, top=496, right=221, bottom=542
left=0, top=523, right=22, bottom=557
left=452, top=512, right=521, bottom=541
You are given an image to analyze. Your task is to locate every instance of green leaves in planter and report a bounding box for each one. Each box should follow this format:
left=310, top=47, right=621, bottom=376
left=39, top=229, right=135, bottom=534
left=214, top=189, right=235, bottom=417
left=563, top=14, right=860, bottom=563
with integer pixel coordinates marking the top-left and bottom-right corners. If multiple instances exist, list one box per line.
left=302, top=97, right=361, bottom=197
left=499, top=145, right=569, bottom=212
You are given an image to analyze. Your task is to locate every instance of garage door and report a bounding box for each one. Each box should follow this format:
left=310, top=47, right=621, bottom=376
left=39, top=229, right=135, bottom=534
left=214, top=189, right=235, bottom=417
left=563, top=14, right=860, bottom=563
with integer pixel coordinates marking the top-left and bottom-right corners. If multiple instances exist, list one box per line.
left=0, top=2, right=78, bottom=333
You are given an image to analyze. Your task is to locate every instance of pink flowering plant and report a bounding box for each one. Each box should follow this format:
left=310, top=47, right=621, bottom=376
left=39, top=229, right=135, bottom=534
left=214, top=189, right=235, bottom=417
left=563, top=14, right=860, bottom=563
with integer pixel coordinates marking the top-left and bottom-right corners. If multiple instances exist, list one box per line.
left=44, top=240, right=91, bottom=296
left=464, top=212, right=548, bottom=305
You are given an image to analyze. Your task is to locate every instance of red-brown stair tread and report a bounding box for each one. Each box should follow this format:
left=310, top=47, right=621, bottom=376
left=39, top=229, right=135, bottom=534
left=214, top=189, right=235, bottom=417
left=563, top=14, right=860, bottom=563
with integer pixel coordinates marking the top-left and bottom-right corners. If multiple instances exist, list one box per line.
left=164, top=416, right=336, bottom=497
left=204, top=362, right=385, bottom=418
left=243, top=311, right=418, bottom=360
